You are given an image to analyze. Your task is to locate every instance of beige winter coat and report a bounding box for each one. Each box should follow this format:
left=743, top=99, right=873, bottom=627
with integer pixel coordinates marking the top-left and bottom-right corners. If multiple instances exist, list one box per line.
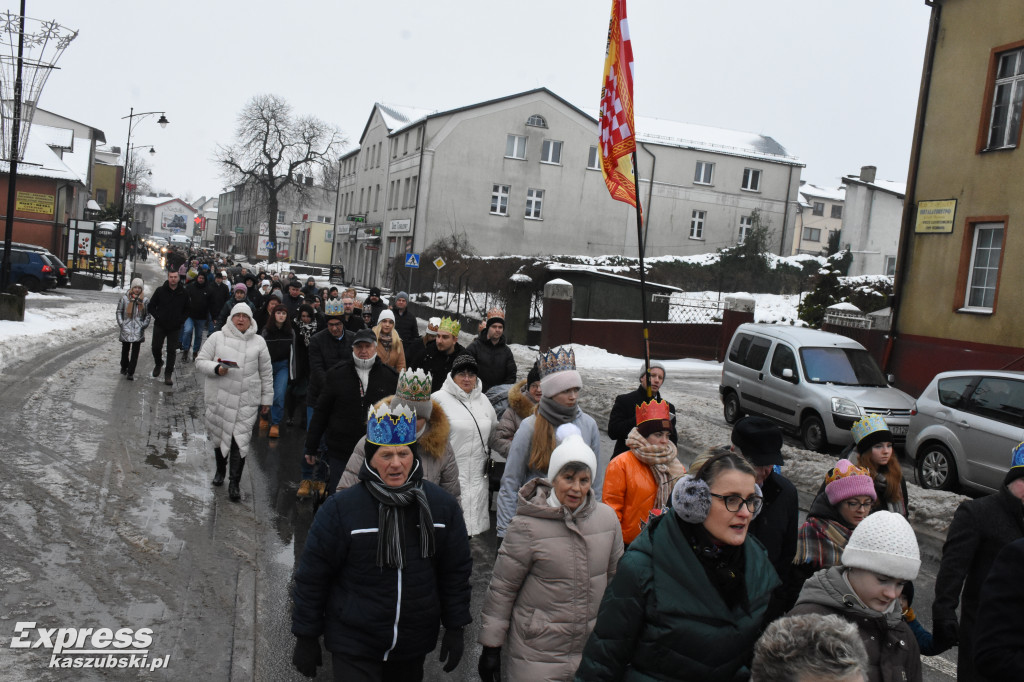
left=492, top=379, right=537, bottom=460
left=372, top=323, right=406, bottom=372
left=479, top=478, right=623, bottom=681
left=338, top=397, right=462, bottom=506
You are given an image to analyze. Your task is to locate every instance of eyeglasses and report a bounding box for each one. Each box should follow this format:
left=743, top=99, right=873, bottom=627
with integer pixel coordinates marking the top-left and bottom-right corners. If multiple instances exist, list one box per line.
left=710, top=492, right=763, bottom=514
left=844, top=499, right=874, bottom=511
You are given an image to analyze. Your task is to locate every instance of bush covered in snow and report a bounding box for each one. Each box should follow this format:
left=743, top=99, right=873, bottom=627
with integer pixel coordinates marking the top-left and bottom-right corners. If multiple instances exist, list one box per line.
left=796, top=251, right=893, bottom=328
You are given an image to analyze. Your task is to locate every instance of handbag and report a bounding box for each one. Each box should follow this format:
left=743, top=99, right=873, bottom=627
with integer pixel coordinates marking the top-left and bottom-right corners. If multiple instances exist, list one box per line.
left=453, top=398, right=503, bottom=490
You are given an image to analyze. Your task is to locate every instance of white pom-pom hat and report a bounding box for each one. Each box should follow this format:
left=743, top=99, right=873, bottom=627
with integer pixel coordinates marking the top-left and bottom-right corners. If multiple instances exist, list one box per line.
left=546, top=423, right=597, bottom=481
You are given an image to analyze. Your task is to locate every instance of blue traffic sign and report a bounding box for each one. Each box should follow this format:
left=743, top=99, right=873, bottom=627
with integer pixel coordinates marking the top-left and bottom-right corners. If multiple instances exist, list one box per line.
left=265, top=241, right=275, bottom=249
left=404, top=253, right=420, bottom=268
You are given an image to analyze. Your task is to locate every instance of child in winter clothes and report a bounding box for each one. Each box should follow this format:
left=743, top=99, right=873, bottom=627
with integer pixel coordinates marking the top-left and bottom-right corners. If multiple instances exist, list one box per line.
left=899, top=581, right=942, bottom=656
left=852, top=413, right=909, bottom=517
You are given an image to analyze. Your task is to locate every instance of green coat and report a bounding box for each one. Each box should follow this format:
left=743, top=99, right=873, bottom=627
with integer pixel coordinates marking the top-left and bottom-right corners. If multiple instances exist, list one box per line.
left=575, top=512, right=780, bottom=682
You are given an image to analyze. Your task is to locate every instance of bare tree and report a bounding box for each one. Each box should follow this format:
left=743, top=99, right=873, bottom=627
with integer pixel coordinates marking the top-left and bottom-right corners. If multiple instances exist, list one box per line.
left=215, top=94, right=344, bottom=262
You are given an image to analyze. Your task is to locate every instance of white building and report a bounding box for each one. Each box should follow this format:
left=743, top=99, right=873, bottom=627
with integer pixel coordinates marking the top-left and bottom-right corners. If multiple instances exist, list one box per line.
left=334, top=88, right=803, bottom=287
left=840, top=166, right=905, bottom=276
left=792, top=182, right=845, bottom=255
left=133, top=196, right=197, bottom=238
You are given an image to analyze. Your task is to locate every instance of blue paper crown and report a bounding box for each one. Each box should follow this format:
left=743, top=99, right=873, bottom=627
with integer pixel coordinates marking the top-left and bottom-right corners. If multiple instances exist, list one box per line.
left=1010, top=441, right=1024, bottom=469
left=366, top=404, right=417, bottom=446
left=324, top=299, right=344, bottom=317
left=539, top=346, right=576, bottom=378
left=851, top=413, right=889, bottom=444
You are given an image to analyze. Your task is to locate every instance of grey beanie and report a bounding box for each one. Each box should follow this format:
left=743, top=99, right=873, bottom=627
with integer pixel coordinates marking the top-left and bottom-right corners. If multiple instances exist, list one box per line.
left=396, top=291, right=409, bottom=300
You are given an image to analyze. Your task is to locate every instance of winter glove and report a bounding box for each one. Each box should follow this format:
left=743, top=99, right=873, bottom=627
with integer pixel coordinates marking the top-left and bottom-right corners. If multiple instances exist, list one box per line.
left=438, top=627, right=465, bottom=672
left=903, top=606, right=917, bottom=622
left=932, top=618, right=959, bottom=652
left=291, top=636, right=322, bottom=678
left=478, top=645, right=501, bottom=681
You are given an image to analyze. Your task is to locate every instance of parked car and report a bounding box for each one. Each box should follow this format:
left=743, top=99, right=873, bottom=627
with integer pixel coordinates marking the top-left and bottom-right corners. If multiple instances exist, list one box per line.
left=41, top=253, right=69, bottom=287
left=907, top=369, right=1024, bottom=492
left=0, top=244, right=59, bottom=291
left=720, top=323, right=914, bottom=451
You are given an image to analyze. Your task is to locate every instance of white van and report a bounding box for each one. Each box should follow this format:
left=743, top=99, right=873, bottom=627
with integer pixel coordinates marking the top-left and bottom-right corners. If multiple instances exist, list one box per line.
left=719, top=323, right=914, bottom=451
left=170, top=234, right=191, bottom=247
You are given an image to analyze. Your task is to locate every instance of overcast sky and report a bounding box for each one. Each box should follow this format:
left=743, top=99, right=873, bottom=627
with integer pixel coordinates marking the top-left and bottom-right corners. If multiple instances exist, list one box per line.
left=33, top=0, right=931, bottom=204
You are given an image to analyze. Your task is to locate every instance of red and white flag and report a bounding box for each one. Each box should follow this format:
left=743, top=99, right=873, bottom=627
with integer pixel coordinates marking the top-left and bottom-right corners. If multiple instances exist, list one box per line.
left=599, top=0, right=638, bottom=209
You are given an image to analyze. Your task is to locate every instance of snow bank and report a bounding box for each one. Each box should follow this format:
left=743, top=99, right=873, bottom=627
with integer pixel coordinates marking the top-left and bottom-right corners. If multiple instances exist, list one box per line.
left=0, top=300, right=116, bottom=374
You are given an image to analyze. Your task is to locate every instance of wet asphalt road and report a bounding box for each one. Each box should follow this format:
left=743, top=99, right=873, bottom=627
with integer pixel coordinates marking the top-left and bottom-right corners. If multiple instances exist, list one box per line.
left=0, top=261, right=958, bottom=681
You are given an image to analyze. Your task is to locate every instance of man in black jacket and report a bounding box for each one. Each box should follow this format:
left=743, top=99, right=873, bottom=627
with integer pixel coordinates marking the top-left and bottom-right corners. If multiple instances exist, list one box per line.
left=340, top=296, right=366, bottom=334
left=607, top=362, right=677, bottom=457
left=410, top=317, right=466, bottom=393
left=931, top=447, right=1024, bottom=680
left=973, top=536, right=1024, bottom=679
left=147, top=270, right=189, bottom=385
left=305, top=329, right=399, bottom=494
left=179, top=271, right=211, bottom=363
left=362, top=286, right=387, bottom=326
left=207, top=271, right=231, bottom=333
left=391, top=291, right=420, bottom=363
left=465, top=307, right=516, bottom=392
left=283, top=279, right=305, bottom=318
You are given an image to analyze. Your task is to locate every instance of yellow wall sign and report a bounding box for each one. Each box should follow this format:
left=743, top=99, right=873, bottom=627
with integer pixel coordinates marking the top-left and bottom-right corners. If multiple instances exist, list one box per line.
left=914, top=199, right=957, bottom=233
left=16, top=191, right=55, bottom=216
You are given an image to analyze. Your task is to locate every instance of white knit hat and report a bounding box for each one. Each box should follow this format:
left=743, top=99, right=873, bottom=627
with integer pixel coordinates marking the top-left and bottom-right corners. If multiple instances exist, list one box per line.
left=546, top=424, right=597, bottom=482
left=841, top=510, right=920, bottom=580
left=377, top=309, right=395, bottom=324
left=130, top=277, right=144, bottom=290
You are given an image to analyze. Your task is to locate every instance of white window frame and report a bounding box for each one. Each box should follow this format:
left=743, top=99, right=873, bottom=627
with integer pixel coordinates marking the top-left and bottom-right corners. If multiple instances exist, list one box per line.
left=831, top=204, right=843, bottom=219
left=526, top=114, right=547, bottom=128
left=694, top=161, right=714, bottom=185
left=541, top=140, right=562, bottom=165
left=987, top=47, right=1024, bottom=149
left=587, top=145, right=601, bottom=170
left=738, top=215, right=753, bottom=244
left=884, top=255, right=897, bottom=277
left=963, top=223, right=1004, bottom=312
left=506, top=134, right=527, bottom=160
left=689, top=210, right=706, bottom=239
left=525, top=188, right=544, bottom=220
left=741, top=168, right=762, bottom=192
left=802, top=227, right=822, bottom=242
left=277, top=210, right=286, bottom=223
left=490, top=184, right=510, bottom=216
left=812, top=202, right=825, bottom=216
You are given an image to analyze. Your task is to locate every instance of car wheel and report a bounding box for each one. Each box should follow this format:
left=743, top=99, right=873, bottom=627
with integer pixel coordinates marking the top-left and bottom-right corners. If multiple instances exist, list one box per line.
left=800, top=413, right=828, bottom=452
left=723, top=391, right=744, bottom=424
left=18, top=275, right=39, bottom=292
left=916, top=443, right=958, bottom=491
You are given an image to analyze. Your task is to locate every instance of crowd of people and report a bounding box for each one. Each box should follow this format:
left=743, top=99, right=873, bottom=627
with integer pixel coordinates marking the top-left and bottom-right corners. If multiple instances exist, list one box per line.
left=119, top=256, right=1024, bottom=681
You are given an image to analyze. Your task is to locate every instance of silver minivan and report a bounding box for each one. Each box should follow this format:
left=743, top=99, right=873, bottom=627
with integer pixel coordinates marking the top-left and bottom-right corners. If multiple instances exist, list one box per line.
left=907, top=369, right=1024, bottom=492
left=720, top=323, right=914, bottom=451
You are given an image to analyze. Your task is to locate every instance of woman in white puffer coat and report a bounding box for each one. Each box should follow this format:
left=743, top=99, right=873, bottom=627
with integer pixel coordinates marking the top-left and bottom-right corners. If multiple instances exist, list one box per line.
left=195, top=302, right=273, bottom=501
left=432, top=353, right=498, bottom=535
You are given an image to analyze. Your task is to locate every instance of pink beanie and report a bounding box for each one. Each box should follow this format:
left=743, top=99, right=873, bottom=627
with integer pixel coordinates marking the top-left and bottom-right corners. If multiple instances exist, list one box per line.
left=824, top=459, right=877, bottom=506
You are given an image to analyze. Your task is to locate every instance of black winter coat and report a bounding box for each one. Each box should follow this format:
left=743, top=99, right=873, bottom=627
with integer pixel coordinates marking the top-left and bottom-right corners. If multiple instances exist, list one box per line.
left=466, top=332, right=517, bottom=392
left=362, top=297, right=387, bottom=326
left=607, top=386, right=677, bottom=457
left=291, top=476, right=472, bottom=661
left=393, top=308, right=420, bottom=359
left=262, top=322, right=294, bottom=364
left=184, top=279, right=211, bottom=319
left=305, top=358, right=398, bottom=464
left=750, top=472, right=799, bottom=578
left=282, top=292, right=304, bottom=319
left=973, top=537, right=1024, bottom=679
left=305, top=329, right=354, bottom=409
left=932, top=485, right=1024, bottom=681
left=146, top=280, right=189, bottom=330
left=342, top=314, right=366, bottom=334
left=207, top=281, right=230, bottom=322
left=410, top=341, right=467, bottom=393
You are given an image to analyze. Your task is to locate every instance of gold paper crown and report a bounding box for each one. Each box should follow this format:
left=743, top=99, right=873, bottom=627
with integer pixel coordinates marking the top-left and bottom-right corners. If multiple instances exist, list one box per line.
left=396, top=368, right=433, bottom=402
left=636, top=399, right=671, bottom=425
left=439, top=316, right=461, bottom=336
left=824, top=460, right=871, bottom=486
left=539, top=346, right=576, bottom=377
left=486, top=307, right=505, bottom=321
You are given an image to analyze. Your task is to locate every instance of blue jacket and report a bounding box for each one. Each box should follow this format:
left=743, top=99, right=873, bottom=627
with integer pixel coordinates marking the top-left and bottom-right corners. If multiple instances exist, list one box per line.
left=291, top=477, right=472, bottom=661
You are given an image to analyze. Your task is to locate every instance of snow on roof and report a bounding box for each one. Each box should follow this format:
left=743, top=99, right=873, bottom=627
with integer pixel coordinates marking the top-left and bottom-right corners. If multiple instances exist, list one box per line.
left=377, top=103, right=435, bottom=135
left=828, top=302, right=862, bottom=311
left=58, top=137, right=93, bottom=186
left=0, top=130, right=83, bottom=183
left=28, top=123, right=74, bottom=150
left=134, top=196, right=195, bottom=210
left=798, top=183, right=845, bottom=202
left=844, top=175, right=906, bottom=197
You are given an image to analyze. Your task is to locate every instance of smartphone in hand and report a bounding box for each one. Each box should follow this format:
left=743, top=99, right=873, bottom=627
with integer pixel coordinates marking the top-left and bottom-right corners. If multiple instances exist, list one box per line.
left=217, top=358, right=239, bottom=368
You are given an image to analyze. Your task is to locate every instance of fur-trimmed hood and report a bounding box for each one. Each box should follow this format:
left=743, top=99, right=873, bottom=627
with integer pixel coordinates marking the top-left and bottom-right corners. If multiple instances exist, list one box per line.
left=507, top=378, right=537, bottom=420
left=371, top=395, right=451, bottom=460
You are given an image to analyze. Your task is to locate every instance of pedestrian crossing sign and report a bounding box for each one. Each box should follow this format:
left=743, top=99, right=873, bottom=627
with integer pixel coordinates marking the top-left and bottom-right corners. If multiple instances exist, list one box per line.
left=405, top=253, right=420, bottom=268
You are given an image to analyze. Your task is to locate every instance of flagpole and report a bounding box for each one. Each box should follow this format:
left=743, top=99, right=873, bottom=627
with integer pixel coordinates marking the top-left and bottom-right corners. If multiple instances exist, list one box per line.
left=632, top=150, right=652, bottom=399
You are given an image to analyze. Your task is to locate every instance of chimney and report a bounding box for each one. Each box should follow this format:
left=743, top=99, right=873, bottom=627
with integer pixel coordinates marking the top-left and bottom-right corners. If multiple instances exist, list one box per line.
left=860, top=165, right=876, bottom=184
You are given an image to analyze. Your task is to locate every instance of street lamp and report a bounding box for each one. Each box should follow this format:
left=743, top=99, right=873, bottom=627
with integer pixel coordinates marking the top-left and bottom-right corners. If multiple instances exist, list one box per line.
left=122, top=143, right=156, bottom=268
left=116, top=108, right=168, bottom=286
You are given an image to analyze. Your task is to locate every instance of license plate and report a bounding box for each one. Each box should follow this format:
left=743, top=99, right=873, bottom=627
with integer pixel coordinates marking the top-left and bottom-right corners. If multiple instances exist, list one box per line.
left=889, top=424, right=908, bottom=437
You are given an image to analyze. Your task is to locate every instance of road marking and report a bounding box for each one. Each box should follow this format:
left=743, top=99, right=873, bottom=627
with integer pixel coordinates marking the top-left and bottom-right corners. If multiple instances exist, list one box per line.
left=921, top=654, right=957, bottom=677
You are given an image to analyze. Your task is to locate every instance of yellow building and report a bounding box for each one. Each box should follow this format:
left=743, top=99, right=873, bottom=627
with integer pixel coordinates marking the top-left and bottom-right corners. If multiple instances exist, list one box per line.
left=890, top=0, right=1024, bottom=394
left=292, top=221, right=335, bottom=265
left=91, top=161, right=121, bottom=210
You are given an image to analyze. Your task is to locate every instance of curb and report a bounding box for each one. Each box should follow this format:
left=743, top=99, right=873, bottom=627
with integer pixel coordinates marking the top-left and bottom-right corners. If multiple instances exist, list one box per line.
left=230, top=562, right=256, bottom=681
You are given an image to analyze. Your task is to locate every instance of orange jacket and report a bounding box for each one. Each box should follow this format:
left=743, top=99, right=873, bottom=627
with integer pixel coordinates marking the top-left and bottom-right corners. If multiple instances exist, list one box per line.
left=603, top=451, right=660, bottom=545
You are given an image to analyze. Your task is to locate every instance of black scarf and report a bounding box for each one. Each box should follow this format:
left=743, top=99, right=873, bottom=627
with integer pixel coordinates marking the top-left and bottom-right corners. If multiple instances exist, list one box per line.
left=359, top=454, right=435, bottom=569
left=537, top=396, right=577, bottom=427
left=679, top=517, right=750, bottom=612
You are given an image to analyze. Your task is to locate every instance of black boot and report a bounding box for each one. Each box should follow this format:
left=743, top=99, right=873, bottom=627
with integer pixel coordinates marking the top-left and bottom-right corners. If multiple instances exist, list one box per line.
left=212, top=448, right=227, bottom=486
left=228, top=447, right=245, bottom=502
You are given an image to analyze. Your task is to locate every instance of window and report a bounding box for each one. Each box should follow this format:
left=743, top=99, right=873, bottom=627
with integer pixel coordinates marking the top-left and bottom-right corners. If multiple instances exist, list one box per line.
left=541, top=140, right=562, bottom=164
left=802, top=227, right=821, bottom=242
left=741, top=168, right=761, bottom=192
left=389, top=180, right=396, bottom=209
left=588, top=145, right=600, bottom=170
left=402, top=178, right=411, bottom=208
left=986, top=46, right=1024, bottom=149
left=769, top=344, right=799, bottom=383
left=964, top=222, right=1004, bottom=311
left=277, top=210, right=286, bottom=223
left=831, top=204, right=843, bottom=219
left=738, top=215, right=753, bottom=244
left=526, top=114, right=547, bottom=127
left=728, top=333, right=772, bottom=371
left=964, top=377, right=1024, bottom=425
left=694, top=161, right=714, bottom=185
left=410, top=175, right=418, bottom=205
left=415, top=128, right=422, bottom=150
left=506, top=134, right=527, bottom=159
left=403, top=133, right=409, bottom=155
left=937, top=376, right=974, bottom=409
left=525, top=188, right=544, bottom=219
left=392, top=139, right=398, bottom=158
left=373, top=184, right=380, bottom=211
left=884, top=255, right=897, bottom=276
left=490, top=184, right=510, bottom=215
left=690, top=210, right=706, bottom=239
left=95, top=189, right=107, bottom=205
left=812, top=202, right=825, bottom=216
left=359, top=188, right=365, bottom=213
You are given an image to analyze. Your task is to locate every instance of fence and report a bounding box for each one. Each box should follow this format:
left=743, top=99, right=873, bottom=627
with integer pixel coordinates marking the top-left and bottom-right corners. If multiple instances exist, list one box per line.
left=654, top=293, right=726, bottom=324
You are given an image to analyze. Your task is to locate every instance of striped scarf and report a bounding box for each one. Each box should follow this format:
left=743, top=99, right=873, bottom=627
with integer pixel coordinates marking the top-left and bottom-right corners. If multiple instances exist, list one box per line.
left=360, top=457, right=435, bottom=569
left=794, top=516, right=853, bottom=570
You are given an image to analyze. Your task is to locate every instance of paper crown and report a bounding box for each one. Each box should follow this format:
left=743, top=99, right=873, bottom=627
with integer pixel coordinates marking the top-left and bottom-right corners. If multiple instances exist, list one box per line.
left=426, top=317, right=441, bottom=333
left=851, top=413, right=890, bottom=444
left=636, top=399, right=671, bottom=425
left=539, top=346, right=576, bottom=378
left=824, top=459, right=871, bottom=487
left=323, top=299, right=344, bottom=317
left=439, top=316, right=461, bottom=336
left=396, top=368, right=433, bottom=403
left=486, top=307, right=505, bottom=322
left=366, top=403, right=417, bottom=446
